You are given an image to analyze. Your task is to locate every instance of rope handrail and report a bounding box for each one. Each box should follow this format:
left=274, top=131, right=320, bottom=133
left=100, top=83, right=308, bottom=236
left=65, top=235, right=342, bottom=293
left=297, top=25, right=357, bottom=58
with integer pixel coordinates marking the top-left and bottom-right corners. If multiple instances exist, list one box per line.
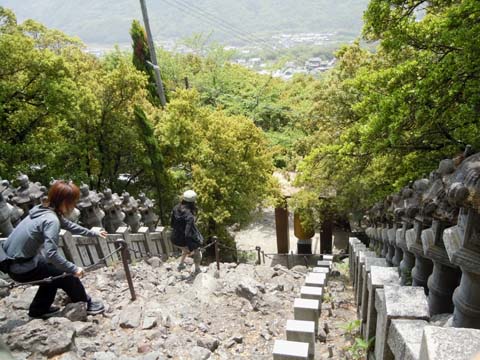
left=0, top=246, right=123, bottom=289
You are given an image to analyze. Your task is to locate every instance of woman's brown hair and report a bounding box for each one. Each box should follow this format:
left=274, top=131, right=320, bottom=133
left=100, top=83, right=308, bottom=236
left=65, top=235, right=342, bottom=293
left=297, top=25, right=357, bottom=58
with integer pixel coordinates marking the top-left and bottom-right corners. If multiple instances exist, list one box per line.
left=48, top=180, right=80, bottom=213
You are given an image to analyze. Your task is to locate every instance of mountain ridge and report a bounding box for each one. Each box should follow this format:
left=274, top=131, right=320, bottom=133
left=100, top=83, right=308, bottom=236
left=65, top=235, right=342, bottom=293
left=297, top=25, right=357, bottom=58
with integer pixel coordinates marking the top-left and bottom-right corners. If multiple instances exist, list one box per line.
left=1, top=0, right=369, bottom=45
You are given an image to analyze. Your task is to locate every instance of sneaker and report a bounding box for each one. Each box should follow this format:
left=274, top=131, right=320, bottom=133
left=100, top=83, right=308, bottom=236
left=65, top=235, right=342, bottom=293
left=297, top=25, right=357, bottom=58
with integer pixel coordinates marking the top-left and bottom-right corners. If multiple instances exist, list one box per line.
left=177, top=263, right=186, bottom=271
left=87, top=300, right=105, bottom=315
left=29, top=306, right=61, bottom=319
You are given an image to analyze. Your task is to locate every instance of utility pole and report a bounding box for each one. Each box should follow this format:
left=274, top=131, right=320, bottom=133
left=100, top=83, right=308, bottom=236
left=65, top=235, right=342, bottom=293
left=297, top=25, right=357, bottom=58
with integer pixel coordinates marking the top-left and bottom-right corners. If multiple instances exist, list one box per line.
left=139, top=0, right=167, bottom=107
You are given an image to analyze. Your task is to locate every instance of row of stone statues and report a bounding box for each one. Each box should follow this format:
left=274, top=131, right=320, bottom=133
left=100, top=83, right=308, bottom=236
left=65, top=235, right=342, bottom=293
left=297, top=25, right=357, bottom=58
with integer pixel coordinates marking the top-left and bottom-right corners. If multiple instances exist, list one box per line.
left=0, top=174, right=158, bottom=236
left=364, top=148, right=480, bottom=329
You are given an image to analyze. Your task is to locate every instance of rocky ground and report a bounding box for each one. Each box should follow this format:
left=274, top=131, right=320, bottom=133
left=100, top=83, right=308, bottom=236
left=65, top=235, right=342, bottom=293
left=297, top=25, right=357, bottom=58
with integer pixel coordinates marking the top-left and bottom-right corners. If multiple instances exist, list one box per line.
left=0, top=257, right=358, bottom=360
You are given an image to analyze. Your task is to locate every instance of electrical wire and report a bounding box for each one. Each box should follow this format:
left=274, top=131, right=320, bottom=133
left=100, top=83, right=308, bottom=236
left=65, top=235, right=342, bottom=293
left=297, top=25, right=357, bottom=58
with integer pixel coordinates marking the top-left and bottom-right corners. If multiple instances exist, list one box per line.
left=161, top=0, right=276, bottom=52
left=173, top=0, right=275, bottom=51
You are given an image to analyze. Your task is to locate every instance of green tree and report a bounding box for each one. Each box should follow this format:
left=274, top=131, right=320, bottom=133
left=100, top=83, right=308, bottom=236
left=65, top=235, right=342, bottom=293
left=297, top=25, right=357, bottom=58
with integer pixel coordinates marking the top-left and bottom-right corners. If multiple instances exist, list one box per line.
left=155, top=90, right=275, bottom=238
left=296, top=0, right=480, bottom=219
left=130, top=19, right=161, bottom=104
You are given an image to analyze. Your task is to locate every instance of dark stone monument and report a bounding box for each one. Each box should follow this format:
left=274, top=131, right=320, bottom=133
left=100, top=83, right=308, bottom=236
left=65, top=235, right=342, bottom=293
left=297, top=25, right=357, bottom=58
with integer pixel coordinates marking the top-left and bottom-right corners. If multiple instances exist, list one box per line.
left=398, top=180, right=429, bottom=285
left=421, top=158, right=462, bottom=315
left=138, top=193, right=158, bottom=231
left=77, top=183, right=105, bottom=229
left=406, top=175, right=436, bottom=294
left=11, top=173, right=46, bottom=216
left=121, top=192, right=141, bottom=233
left=101, top=188, right=126, bottom=234
left=0, top=186, right=13, bottom=236
left=442, top=151, right=480, bottom=329
left=0, top=179, right=23, bottom=226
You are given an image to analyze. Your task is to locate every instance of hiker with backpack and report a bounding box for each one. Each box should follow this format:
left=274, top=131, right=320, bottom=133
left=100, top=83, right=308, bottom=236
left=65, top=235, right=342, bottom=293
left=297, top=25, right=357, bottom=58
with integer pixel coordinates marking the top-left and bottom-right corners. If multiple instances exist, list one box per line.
left=170, top=190, right=204, bottom=274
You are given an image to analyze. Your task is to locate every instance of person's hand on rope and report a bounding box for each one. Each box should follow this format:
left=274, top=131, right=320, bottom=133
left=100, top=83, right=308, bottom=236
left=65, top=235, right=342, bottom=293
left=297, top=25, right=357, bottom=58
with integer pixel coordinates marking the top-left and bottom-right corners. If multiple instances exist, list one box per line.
left=74, top=267, right=85, bottom=278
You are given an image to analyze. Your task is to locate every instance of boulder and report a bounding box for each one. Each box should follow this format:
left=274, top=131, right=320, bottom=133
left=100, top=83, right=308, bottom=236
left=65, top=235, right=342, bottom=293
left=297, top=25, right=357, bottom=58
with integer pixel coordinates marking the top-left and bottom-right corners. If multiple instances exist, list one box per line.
left=6, top=317, right=75, bottom=357
left=119, top=305, right=143, bottom=329
left=190, top=345, right=211, bottom=360
left=147, top=257, right=162, bottom=268
left=197, top=335, right=219, bottom=352
left=62, top=302, right=88, bottom=322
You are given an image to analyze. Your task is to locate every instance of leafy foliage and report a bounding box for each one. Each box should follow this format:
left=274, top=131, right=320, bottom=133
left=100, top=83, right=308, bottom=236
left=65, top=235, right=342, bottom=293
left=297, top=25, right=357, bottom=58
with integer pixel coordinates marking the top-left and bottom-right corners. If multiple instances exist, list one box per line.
left=296, top=0, right=480, bottom=218
left=0, top=9, right=275, bottom=239
left=155, top=90, right=275, bottom=235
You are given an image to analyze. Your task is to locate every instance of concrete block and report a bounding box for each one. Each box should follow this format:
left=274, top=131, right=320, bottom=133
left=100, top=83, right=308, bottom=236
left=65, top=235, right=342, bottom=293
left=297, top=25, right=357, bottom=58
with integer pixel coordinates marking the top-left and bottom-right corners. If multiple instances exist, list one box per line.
left=387, top=319, right=428, bottom=360
left=286, top=320, right=315, bottom=358
left=316, top=260, right=332, bottom=269
left=349, top=237, right=363, bottom=277
left=419, top=326, right=480, bottom=360
left=355, top=250, right=376, bottom=305
left=294, top=298, right=320, bottom=333
left=305, top=273, right=327, bottom=288
left=374, top=286, right=429, bottom=360
left=365, top=266, right=400, bottom=341
left=273, top=339, right=309, bottom=360
left=360, top=257, right=388, bottom=324
left=300, top=286, right=323, bottom=304
left=312, top=267, right=329, bottom=274
left=352, top=243, right=367, bottom=286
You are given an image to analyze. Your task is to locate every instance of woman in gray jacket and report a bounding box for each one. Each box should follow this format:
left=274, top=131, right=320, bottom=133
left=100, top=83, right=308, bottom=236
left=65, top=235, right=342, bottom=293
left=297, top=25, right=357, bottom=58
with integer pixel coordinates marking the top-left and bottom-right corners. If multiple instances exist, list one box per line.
left=3, top=180, right=106, bottom=318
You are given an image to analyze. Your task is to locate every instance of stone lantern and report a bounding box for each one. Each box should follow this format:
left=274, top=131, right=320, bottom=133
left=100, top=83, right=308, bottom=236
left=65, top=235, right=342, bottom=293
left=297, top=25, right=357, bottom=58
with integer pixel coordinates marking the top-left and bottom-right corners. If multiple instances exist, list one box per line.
left=0, top=179, right=23, bottom=226
left=442, top=151, right=480, bottom=328
left=77, top=183, right=105, bottom=229
left=0, top=183, right=13, bottom=236
left=406, top=175, right=435, bottom=294
left=121, top=192, right=141, bottom=233
left=101, top=188, right=126, bottom=234
left=421, top=158, right=462, bottom=315
left=398, top=179, right=429, bottom=285
left=11, top=173, right=45, bottom=216
left=138, top=193, right=158, bottom=231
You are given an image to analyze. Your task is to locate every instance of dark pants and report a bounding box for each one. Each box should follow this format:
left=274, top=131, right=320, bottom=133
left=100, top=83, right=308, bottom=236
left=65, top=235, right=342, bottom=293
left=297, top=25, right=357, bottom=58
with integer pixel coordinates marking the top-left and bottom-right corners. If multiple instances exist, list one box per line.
left=9, top=262, right=89, bottom=317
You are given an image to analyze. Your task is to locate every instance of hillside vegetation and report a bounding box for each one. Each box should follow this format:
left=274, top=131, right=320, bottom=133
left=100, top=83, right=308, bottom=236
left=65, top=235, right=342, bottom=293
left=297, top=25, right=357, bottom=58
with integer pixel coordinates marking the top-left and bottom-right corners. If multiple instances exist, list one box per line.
left=1, top=0, right=479, bottom=235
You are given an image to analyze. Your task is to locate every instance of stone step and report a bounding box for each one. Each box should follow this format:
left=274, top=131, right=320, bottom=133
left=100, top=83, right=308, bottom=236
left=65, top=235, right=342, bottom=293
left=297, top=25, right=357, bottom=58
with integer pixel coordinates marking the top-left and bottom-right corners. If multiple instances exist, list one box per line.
left=286, top=320, right=315, bottom=358
left=273, top=339, right=309, bottom=360
left=293, top=298, right=320, bottom=333
left=305, top=273, right=327, bottom=288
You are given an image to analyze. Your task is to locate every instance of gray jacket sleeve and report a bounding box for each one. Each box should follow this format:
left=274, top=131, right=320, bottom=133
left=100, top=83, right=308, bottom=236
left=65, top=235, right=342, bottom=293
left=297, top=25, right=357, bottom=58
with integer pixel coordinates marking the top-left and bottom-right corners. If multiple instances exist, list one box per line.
left=60, top=217, right=99, bottom=237
left=43, top=219, right=78, bottom=273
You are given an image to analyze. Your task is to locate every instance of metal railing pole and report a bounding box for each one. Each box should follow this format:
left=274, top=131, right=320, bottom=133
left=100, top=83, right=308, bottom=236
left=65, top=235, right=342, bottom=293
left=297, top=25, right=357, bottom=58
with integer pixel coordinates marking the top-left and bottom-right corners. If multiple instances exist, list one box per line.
left=116, top=239, right=136, bottom=301
left=213, top=236, right=220, bottom=270
left=255, top=246, right=262, bottom=265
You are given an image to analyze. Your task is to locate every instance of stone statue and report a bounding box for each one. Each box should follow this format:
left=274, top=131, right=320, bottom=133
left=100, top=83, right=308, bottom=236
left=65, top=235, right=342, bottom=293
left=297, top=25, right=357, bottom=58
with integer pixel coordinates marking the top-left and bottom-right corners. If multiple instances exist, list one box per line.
left=0, top=180, right=23, bottom=227
left=441, top=151, right=480, bottom=328
left=138, top=192, right=158, bottom=232
left=419, top=156, right=463, bottom=315
left=0, top=186, right=14, bottom=237
left=76, top=183, right=105, bottom=229
left=11, top=173, right=46, bottom=216
left=101, top=188, right=125, bottom=234
left=121, top=192, right=141, bottom=233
